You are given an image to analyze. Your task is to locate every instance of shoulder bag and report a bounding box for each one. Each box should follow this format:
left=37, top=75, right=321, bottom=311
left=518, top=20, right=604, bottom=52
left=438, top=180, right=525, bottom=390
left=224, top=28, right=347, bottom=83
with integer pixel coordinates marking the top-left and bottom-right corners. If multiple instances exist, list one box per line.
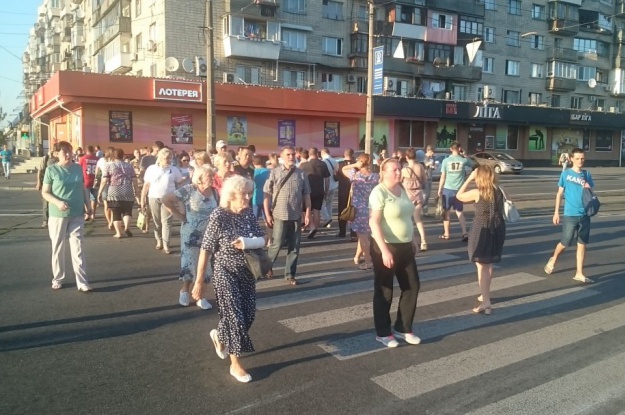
left=339, top=184, right=356, bottom=222
left=582, top=170, right=600, bottom=217
left=498, top=186, right=520, bottom=223
left=231, top=217, right=271, bottom=281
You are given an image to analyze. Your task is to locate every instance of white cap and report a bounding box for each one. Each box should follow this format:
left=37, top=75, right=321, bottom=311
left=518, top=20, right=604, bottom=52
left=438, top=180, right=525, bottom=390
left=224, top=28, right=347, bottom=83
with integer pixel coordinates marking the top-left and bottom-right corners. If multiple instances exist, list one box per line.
left=216, top=140, right=227, bottom=149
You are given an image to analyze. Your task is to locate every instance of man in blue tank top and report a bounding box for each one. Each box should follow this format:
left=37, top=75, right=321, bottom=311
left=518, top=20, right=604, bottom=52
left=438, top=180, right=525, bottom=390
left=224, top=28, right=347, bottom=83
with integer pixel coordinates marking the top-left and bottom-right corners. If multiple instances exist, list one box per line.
left=544, top=148, right=594, bottom=283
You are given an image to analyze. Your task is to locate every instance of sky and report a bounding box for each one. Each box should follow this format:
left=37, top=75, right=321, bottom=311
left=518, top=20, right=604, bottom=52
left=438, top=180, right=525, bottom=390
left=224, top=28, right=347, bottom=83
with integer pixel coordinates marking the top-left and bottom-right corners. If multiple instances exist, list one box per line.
left=0, top=0, right=41, bottom=129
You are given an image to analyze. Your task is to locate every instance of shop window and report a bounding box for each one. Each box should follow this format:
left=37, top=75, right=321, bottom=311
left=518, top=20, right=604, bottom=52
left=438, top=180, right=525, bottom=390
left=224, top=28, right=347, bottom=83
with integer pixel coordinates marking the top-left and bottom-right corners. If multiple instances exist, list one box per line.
left=396, top=120, right=425, bottom=148
left=595, top=130, right=613, bottom=151
left=507, top=126, right=519, bottom=150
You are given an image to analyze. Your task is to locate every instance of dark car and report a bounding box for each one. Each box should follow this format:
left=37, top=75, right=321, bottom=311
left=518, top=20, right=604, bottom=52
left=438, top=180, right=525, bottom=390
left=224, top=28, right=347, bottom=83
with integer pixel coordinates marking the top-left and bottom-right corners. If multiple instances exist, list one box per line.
left=471, top=152, right=524, bottom=174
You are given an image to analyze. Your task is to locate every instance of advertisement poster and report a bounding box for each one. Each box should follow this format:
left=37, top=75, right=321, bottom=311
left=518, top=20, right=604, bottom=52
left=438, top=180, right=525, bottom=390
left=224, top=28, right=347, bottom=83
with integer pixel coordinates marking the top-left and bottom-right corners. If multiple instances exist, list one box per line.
left=324, top=121, right=340, bottom=147
left=485, top=135, right=494, bottom=150
left=278, top=120, right=296, bottom=147
left=109, top=111, right=133, bottom=143
left=436, top=123, right=456, bottom=149
left=171, top=114, right=193, bottom=144
left=227, top=116, right=247, bottom=146
left=595, top=130, right=613, bottom=152
left=528, top=126, right=546, bottom=151
left=551, top=129, right=582, bottom=165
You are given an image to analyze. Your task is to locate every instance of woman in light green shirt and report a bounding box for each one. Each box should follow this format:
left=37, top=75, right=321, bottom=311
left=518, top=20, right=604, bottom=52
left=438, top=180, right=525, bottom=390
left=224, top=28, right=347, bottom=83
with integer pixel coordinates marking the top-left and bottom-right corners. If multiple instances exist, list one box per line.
left=369, top=158, right=421, bottom=349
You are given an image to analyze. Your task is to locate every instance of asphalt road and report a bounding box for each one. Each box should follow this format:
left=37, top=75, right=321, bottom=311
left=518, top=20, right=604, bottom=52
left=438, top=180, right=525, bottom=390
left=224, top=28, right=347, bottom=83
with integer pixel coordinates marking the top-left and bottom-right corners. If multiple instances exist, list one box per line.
left=1, top=169, right=625, bottom=415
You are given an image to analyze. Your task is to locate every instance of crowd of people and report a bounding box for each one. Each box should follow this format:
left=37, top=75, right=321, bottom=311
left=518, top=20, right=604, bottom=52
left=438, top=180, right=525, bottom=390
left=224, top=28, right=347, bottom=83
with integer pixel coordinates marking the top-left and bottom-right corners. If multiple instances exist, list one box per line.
left=36, top=138, right=597, bottom=382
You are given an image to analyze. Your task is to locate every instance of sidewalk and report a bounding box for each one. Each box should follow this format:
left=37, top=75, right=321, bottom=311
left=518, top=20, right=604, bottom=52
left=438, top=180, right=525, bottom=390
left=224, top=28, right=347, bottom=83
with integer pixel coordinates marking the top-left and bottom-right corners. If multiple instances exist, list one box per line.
left=0, top=172, right=38, bottom=191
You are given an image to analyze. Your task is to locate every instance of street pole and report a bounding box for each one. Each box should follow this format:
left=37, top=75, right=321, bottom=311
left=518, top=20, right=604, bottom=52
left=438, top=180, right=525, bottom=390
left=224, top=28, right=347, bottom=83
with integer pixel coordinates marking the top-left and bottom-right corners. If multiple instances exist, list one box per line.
left=205, top=0, right=216, bottom=152
left=365, top=0, right=374, bottom=156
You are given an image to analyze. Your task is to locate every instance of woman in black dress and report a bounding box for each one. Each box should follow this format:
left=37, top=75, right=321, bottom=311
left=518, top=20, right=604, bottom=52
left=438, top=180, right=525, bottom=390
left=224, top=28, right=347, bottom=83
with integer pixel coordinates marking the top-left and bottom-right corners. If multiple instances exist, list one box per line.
left=456, top=165, right=506, bottom=315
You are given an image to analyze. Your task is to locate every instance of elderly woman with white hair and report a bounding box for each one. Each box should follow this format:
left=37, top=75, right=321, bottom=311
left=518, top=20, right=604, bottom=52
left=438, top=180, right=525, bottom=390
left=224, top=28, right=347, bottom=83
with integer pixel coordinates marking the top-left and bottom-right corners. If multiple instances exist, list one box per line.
left=193, top=175, right=265, bottom=383
left=141, top=148, right=186, bottom=254
left=212, top=152, right=234, bottom=195
left=162, top=165, right=219, bottom=310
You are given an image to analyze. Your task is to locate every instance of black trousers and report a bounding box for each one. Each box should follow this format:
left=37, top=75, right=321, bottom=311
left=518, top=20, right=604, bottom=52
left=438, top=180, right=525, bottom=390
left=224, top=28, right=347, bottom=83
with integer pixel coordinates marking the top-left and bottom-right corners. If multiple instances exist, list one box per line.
left=337, top=182, right=356, bottom=237
left=371, top=239, right=420, bottom=337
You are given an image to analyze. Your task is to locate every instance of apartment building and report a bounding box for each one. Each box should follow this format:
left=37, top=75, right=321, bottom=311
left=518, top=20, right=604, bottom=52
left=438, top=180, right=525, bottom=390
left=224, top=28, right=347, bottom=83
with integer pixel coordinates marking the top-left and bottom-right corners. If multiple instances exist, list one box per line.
left=22, top=0, right=625, bottom=165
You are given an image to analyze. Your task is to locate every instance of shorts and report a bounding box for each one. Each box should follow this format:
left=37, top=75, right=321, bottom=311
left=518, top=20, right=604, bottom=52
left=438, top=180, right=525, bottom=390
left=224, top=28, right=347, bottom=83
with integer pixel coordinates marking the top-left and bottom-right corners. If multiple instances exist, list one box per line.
left=310, top=194, right=324, bottom=211
left=88, top=187, right=98, bottom=202
left=109, top=201, right=134, bottom=221
left=441, top=188, right=463, bottom=212
left=561, top=215, right=590, bottom=246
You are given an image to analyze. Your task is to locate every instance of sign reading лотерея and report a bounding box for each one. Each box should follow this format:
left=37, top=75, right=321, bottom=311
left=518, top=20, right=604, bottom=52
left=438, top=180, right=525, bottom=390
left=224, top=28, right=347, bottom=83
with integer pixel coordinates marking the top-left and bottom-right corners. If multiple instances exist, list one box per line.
left=153, top=80, right=203, bottom=102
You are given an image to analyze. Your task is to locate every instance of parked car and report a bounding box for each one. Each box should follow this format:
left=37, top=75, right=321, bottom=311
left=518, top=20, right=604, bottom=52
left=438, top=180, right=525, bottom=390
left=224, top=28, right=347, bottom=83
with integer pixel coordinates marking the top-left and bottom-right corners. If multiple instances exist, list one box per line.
left=471, top=151, right=524, bottom=174
left=431, top=153, right=474, bottom=181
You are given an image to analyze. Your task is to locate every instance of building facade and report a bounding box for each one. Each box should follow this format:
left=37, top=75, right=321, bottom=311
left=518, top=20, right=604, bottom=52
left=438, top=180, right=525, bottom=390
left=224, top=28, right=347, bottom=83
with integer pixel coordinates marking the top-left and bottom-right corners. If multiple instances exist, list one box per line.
left=20, top=0, right=625, bottom=164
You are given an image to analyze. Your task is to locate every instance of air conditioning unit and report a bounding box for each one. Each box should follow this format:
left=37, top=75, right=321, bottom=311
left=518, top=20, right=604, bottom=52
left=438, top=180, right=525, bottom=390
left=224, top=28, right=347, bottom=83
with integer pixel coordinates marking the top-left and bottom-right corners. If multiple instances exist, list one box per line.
left=609, top=106, right=617, bottom=113
left=146, top=40, right=157, bottom=52
left=223, top=72, right=235, bottom=83
left=383, top=76, right=396, bottom=91
left=346, top=74, right=356, bottom=83
left=195, top=56, right=207, bottom=77
left=547, top=71, right=554, bottom=77
left=596, top=106, right=603, bottom=111
left=483, top=85, right=494, bottom=98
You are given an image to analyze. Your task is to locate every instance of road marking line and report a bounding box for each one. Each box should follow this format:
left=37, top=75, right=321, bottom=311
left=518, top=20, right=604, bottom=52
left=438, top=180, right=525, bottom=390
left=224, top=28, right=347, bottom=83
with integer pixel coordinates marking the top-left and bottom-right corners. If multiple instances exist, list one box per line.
left=370, top=288, right=613, bottom=400
left=321, top=286, right=597, bottom=361
left=464, top=349, right=625, bottom=415
left=279, top=272, right=543, bottom=333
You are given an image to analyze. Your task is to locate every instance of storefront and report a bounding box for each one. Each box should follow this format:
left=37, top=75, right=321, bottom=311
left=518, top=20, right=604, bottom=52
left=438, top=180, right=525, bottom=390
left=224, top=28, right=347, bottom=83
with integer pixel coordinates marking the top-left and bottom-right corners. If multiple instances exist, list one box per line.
left=29, top=72, right=365, bottom=155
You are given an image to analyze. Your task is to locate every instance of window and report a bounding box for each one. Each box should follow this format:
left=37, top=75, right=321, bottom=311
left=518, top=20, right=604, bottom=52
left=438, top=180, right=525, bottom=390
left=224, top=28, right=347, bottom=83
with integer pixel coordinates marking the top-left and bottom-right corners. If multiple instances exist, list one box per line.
left=351, top=33, right=367, bottom=54
left=616, top=100, right=625, bottom=112
left=508, top=0, right=521, bottom=15
left=504, top=90, right=520, bottom=104
left=235, top=65, right=261, bottom=85
left=506, top=31, right=520, bottom=47
left=321, top=72, right=342, bottom=91
left=549, top=2, right=579, bottom=21
left=529, top=92, right=542, bottom=105
left=453, top=85, right=467, bottom=100
left=282, top=30, right=306, bottom=52
left=225, top=16, right=280, bottom=41
left=459, top=18, right=483, bottom=35
left=505, top=60, right=520, bottom=76
left=596, top=98, right=606, bottom=109
left=577, top=66, right=597, bottom=81
left=395, top=5, right=422, bottom=24
left=405, top=40, right=425, bottom=61
left=570, top=96, right=583, bottom=109
left=530, top=35, right=544, bottom=50
left=322, top=37, right=342, bottom=56
left=284, top=0, right=306, bottom=14
left=378, top=37, right=403, bottom=57
left=551, top=95, right=561, bottom=107
left=484, top=0, right=496, bottom=10
left=427, top=44, right=451, bottom=62
left=507, top=126, right=519, bottom=149
left=356, top=76, right=367, bottom=93
left=573, top=38, right=609, bottom=56
left=551, top=61, right=577, bottom=79
left=532, top=4, right=545, bottom=20
left=531, top=63, right=544, bottom=78
left=136, top=0, right=142, bottom=17
left=484, top=27, right=495, bottom=43
left=357, top=4, right=367, bottom=21
left=149, top=23, right=157, bottom=42
left=283, top=70, right=305, bottom=88
left=50, top=0, right=60, bottom=7
left=596, top=69, right=606, bottom=84
left=482, top=57, right=494, bottom=73
left=397, top=121, right=425, bottom=148
left=322, top=0, right=343, bottom=20
left=135, top=33, right=142, bottom=52
left=150, top=63, right=157, bottom=77
left=432, top=13, right=453, bottom=30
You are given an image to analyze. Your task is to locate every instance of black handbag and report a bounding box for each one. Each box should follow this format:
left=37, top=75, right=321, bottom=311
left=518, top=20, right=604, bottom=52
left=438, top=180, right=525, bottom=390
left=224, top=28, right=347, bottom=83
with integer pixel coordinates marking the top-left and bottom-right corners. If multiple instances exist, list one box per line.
left=243, top=249, right=272, bottom=280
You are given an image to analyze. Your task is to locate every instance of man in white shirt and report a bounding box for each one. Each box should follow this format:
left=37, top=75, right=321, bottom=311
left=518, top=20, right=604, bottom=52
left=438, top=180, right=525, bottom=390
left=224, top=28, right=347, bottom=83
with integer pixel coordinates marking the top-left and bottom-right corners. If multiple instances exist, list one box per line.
left=320, top=148, right=339, bottom=228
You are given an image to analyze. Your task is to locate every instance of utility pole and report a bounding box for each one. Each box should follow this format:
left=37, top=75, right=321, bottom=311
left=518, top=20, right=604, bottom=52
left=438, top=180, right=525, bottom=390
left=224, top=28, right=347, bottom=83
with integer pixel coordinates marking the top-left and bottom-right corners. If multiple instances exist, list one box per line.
left=365, top=0, right=374, bottom=156
left=205, top=0, right=216, bottom=152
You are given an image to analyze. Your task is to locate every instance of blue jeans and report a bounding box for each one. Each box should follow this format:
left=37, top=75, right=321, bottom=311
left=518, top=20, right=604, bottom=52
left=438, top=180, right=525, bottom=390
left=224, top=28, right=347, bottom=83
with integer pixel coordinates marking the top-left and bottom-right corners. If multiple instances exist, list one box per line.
left=2, top=161, right=10, bottom=178
left=268, top=218, right=302, bottom=280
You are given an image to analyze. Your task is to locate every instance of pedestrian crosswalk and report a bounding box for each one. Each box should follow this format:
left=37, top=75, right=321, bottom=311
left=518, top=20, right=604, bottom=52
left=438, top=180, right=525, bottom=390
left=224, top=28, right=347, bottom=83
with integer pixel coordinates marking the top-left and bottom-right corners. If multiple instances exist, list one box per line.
left=251, top=217, right=622, bottom=413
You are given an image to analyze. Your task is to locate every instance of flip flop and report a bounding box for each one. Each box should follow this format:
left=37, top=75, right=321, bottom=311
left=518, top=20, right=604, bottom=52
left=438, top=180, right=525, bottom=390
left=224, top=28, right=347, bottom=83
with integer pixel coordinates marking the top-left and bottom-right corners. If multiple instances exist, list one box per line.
left=544, top=257, right=555, bottom=274
left=438, top=235, right=450, bottom=240
left=286, top=278, right=298, bottom=286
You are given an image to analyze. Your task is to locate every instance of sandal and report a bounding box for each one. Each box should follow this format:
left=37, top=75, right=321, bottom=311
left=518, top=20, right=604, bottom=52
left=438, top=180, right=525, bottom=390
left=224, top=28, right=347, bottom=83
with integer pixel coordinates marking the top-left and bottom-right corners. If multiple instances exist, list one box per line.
left=462, top=234, right=469, bottom=242
left=438, top=235, right=450, bottom=240
left=544, top=257, right=555, bottom=275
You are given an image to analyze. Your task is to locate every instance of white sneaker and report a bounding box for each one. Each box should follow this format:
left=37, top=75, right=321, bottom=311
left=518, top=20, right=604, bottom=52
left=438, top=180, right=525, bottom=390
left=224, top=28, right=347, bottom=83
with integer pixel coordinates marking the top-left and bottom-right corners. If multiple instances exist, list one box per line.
left=51, top=281, right=62, bottom=290
left=196, top=298, right=213, bottom=310
left=393, top=330, right=422, bottom=345
left=179, top=291, right=190, bottom=307
left=77, top=285, right=92, bottom=292
left=375, top=335, right=399, bottom=348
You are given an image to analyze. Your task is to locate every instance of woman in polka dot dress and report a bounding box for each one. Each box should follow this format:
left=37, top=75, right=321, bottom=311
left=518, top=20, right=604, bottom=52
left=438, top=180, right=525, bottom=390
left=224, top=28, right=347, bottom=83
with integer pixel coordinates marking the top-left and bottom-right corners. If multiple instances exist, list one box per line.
left=193, top=175, right=265, bottom=383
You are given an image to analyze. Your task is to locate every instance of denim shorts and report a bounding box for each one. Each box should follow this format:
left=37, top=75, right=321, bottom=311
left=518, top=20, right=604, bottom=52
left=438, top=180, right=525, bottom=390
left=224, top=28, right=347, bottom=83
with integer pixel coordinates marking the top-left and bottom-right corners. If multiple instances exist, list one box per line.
left=561, top=215, right=590, bottom=246
left=442, top=188, right=463, bottom=212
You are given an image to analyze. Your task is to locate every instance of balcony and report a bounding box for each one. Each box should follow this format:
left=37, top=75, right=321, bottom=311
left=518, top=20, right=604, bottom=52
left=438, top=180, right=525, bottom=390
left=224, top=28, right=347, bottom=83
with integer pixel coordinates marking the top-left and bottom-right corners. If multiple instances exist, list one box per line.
left=223, top=35, right=281, bottom=60
left=72, top=0, right=83, bottom=3
left=93, top=0, right=121, bottom=24
left=547, top=18, right=579, bottom=36
left=71, top=26, right=85, bottom=48
left=545, top=77, right=576, bottom=91
left=425, top=0, right=484, bottom=17
left=432, top=64, right=482, bottom=81
left=105, top=51, right=132, bottom=74
left=392, top=22, right=427, bottom=41
left=93, top=17, right=131, bottom=53
left=547, top=47, right=578, bottom=62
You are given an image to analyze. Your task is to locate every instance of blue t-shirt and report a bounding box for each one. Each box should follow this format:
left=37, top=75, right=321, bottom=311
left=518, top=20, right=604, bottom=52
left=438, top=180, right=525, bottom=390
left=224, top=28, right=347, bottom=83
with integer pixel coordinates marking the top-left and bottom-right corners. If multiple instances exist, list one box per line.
left=253, top=167, right=271, bottom=206
left=0, top=150, right=12, bottom=162
left=441, top=154, right=469, bottom=191
left=558, top=169, right=595, bottom=217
